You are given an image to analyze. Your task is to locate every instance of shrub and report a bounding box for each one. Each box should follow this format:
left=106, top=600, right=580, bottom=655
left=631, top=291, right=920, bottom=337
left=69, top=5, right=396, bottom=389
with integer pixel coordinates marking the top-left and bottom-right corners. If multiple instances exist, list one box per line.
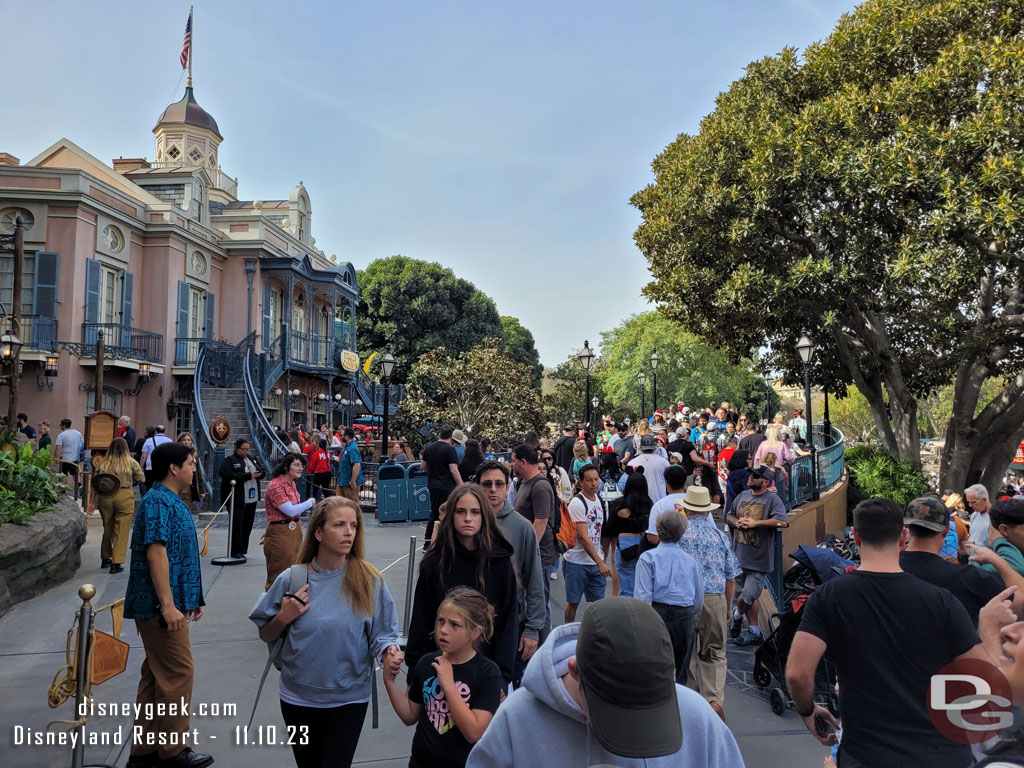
left=0, top=432, right=64, bottom=525
left=845, top=444, right=930, bottom=514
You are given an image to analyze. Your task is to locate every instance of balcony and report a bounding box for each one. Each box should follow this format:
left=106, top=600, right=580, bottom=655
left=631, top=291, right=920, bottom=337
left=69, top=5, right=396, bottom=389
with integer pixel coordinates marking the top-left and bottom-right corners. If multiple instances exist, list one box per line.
left=288, top=331, right=335, bottom=371
left=20, top=315, right=58, bottom=350
left=81, top=323, right=164, bottom=363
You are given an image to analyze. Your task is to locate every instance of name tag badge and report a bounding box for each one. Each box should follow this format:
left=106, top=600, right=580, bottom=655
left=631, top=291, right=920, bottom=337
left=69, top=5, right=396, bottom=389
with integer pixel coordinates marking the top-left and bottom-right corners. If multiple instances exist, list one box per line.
left=249, top=488, right=257, bottom=500
left=288, top=521, right=297, bottom=531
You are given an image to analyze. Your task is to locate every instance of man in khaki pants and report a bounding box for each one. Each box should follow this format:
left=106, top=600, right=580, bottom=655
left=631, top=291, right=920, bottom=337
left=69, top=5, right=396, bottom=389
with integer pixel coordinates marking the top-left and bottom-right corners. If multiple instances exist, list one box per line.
left=123, top=442, right=213, bottom=767
left=656, top=485, right=740, bottom=722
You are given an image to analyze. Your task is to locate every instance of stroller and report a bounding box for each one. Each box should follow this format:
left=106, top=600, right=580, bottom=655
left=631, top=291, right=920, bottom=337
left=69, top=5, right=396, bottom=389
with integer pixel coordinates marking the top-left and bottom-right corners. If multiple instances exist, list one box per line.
left=751, top=545, right=853, bottom=716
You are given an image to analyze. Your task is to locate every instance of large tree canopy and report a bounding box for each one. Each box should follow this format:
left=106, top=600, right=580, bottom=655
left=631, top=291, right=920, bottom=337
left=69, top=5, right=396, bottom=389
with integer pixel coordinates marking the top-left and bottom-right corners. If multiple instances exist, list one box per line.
left=357, top=256, right=502, bottom=382
left=632, top=0, right=1024, bottom=493
left=597, top=313, right=770, bottom=418
left=392, top=340, right=542, bottom=450
left=500, top=315, right=543, bottom=387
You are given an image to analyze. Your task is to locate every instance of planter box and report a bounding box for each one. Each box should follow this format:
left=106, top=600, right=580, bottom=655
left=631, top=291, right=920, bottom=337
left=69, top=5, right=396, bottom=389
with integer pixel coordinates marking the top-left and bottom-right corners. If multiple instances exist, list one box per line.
left=0, top=495, right=87, bottom=618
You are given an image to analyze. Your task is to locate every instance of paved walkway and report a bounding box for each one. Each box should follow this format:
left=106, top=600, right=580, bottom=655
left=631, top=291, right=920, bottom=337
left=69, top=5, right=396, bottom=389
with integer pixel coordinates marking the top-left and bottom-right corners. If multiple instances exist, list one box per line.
left=1, top=512, right=829, bottom=767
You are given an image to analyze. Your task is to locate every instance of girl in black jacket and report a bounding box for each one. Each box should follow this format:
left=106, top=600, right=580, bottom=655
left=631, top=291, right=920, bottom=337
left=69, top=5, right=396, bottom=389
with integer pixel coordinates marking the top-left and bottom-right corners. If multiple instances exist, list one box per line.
left=406, top=483, right=519, bottom=686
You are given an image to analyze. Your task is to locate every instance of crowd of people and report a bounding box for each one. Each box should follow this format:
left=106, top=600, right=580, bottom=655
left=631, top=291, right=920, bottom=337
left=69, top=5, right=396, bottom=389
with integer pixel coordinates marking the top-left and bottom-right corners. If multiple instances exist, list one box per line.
left=21, top=394, right=1024, bottom=767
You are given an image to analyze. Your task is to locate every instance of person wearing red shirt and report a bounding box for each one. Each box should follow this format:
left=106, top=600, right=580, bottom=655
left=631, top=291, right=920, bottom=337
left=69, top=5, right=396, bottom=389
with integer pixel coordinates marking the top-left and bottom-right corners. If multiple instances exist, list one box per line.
left=307, top=439, right=334, bottom=502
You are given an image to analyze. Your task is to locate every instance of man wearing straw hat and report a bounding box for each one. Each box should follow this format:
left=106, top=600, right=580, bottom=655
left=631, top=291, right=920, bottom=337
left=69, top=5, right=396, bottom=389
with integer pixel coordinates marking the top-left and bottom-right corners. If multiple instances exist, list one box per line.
left=648, top=484, right=740, bottom=722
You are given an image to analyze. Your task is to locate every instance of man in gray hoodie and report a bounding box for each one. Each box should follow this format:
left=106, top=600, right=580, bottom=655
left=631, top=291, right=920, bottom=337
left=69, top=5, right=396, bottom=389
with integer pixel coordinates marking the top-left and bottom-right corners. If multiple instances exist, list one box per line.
left=477, top=460, right=547, bottom=687
left=467, top=597, right=744, bottom=767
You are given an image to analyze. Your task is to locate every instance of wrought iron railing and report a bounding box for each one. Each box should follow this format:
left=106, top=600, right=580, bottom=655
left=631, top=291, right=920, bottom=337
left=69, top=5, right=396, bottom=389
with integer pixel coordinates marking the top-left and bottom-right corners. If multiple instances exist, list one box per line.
left=243, top=343, right=288, bottom=474
left=192, top=342, right=216, bottom=501
left=81, top=322, right=164, bottom=362
left=174, top=337, right=204, bottom=365
left=263, top=331, right=284, bottom=394
left=355, top=368, right=404, bottom=415
left=21, top=315, right=58, bottom=350
left=200, top=332, right=252, bottom=387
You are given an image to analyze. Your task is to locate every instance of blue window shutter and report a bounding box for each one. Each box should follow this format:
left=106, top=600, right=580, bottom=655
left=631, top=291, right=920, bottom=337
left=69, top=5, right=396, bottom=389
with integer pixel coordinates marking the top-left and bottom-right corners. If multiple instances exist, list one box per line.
left=33, top=252, right=59, bottom=347
left=205, top=292, right=215, bottom=340
left=177, top=281, right=190, bottom=337
left=85, top=258, right=101, bottom=324
left=121, top=272, right=134, bottom=347
left=262, top=281, right=271, bottom=348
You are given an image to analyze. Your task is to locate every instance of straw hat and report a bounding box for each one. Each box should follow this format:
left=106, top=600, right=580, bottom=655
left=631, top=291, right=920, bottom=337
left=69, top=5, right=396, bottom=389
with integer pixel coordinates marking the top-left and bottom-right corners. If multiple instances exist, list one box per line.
left=681, top=485, right=720, bottom=513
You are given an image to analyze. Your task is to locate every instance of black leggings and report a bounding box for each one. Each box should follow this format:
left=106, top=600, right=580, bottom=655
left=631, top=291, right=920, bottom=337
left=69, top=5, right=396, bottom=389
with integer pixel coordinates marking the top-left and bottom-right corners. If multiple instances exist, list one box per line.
left=280, top=699, right=368, bottom=768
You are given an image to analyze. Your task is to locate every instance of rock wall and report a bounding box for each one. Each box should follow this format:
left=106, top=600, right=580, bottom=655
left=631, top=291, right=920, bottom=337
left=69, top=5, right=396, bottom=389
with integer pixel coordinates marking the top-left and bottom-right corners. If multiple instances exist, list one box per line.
left=0, top=495, right=86, bottom=617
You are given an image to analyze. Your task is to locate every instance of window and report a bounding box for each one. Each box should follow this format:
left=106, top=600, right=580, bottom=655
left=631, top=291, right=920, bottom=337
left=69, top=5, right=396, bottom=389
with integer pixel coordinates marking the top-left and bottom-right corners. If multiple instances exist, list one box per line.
left=0, top=252, right=35, bottom=313
left=297, top=212, right=306, bottom=243
left=189, top=148, right=203, bottom=164
left=167, top=146, right=181, bottom=161
left=85, top=386, right=122, bottom=416
left=189, top=287, right=205, bottom=338
left=100, top=265, right=122, bottom=324
left=102, top=225, right=124, bottom=253
left=293, top=292, right=305, bottom=332
left=191, top=178, right=205, bottom=223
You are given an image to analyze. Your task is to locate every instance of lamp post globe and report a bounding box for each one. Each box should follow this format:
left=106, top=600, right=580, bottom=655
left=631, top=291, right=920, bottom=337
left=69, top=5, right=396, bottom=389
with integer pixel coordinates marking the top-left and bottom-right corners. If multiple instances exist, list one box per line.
left=795, top=332, right=819, bottom=500
left=576, top=340, right=596, bottom=430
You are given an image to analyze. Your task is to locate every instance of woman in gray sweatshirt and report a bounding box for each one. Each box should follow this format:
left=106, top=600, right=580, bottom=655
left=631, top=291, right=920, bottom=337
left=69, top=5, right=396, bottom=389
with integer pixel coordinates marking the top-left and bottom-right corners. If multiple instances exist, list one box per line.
left=250, top=496, right=401, bottom=768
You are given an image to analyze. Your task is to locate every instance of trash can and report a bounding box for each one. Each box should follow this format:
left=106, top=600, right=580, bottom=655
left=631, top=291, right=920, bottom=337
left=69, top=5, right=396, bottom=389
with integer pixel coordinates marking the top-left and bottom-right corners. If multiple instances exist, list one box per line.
left=408, top=465, right=431, bottom=522
left=377, top=464, right=408, bottom=523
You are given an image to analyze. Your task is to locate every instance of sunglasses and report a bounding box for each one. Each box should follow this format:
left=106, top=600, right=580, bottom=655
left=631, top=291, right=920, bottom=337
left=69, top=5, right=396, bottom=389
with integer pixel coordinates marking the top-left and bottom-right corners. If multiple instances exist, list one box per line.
left=480, top=480, right=507, bottom=489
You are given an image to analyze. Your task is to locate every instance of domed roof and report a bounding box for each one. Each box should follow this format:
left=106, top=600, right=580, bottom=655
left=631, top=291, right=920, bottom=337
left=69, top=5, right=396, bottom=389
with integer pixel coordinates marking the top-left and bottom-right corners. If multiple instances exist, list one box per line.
left=154, top=87, right=222, bottom=139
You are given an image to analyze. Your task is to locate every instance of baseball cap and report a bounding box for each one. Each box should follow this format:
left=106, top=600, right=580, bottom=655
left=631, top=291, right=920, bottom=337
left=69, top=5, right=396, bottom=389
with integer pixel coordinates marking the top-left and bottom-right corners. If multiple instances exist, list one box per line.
left=639, top=434, right=657, bottom=453
left=576, top=598, right=682, bottom=758
left=681, top=406, right=691, bottom=414
left=750, top=465, right=775, bottom=481
left=905, top=497, right=950, bottom=533
left=707, top=421, right=718, bottom=430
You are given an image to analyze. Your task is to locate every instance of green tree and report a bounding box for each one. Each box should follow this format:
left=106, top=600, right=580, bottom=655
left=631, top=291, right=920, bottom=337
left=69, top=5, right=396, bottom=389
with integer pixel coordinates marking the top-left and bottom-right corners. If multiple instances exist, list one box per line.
left=357, top=256, right=502, bottom=382
left=632, top=0, right=1024, bottom=493
left=597, top=313, right=766, bottom=417
left=830, top=387, right=882, bottom=444
left=391, top=340, right=542, bottom=451
left=542, top=356, right=609, bottom=431
left=499, top=316, right=543, bottom=387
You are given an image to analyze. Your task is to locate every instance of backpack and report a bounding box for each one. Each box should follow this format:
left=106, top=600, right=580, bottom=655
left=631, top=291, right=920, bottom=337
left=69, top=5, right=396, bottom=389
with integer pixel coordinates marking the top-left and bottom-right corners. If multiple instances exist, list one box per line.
left=555, top=498, right=576, bottom=553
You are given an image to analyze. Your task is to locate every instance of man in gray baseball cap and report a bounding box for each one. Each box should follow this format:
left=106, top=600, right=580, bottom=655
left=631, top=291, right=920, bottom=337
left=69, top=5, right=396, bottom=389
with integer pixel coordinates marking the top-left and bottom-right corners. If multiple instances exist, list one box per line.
left=467, top=597, right=742, bottom=766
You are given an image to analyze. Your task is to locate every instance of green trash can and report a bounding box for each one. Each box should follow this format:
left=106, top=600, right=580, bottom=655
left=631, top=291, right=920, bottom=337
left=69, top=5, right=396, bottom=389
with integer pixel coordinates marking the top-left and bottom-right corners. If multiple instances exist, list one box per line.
left=377, top=464, right=408, bottom=523
left=408, top=465, right=431, bottom=522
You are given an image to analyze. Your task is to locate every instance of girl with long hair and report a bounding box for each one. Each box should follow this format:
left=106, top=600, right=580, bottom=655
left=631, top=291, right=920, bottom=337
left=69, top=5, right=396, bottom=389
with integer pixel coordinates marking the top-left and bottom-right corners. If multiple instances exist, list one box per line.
left=571, top=440, right=591, bottom=479
left=606, top=471, right=653, bottom=597
left=89, top=437, right=144, bottom=574
left=249, top=497, right=401, bottom=768
left=175, top=431, right=207, bottom=510
left=458, top=439, right=485, bottom=482
left=384, top=587, right=502, bottom=768
left=725, top=449, right=752, bottom=517
left=262, top=453, right=314, bottom=590
left=754, top=423, right=795, bottom=467
left=406, top=483, right=519, bottom=686
left=306, top=439, right=333, bottom=502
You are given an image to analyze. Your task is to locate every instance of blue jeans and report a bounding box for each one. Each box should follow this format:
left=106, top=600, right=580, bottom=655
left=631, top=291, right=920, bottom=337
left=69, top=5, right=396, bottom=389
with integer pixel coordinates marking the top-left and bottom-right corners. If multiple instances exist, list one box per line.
left=564, top=560, right=606, bottom=605
left=615, top=534, right=642, bottom=597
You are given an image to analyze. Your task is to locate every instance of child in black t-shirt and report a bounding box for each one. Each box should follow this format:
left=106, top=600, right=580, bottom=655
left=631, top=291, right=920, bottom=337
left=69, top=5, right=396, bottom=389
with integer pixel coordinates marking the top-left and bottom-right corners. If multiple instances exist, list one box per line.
left=384, top=586, right=503, bottom=768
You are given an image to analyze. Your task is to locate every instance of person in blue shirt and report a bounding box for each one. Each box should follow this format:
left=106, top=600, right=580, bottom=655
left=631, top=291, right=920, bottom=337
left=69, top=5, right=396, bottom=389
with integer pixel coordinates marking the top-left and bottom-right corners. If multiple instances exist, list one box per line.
left=337, top=427, right=364, bottom=503
left=124, top=442, right=213, bottom=768
left=634, top=509, right=703, bottom=686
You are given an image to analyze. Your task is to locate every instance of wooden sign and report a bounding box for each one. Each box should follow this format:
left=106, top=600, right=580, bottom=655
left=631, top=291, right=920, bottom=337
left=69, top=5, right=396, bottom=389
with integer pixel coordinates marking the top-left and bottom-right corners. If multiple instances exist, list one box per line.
left=209, top=416, right=231, bottom=445
left=340, top=350, right=359, bottom=372
left=84, top=411, right=117, bottom=451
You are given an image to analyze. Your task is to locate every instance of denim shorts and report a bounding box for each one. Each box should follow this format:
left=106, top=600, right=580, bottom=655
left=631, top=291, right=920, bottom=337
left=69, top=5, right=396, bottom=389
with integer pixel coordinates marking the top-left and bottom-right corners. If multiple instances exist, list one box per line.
left=564, top=560, right=606, bottom=605
left=735, top=569, right=768, bottom=605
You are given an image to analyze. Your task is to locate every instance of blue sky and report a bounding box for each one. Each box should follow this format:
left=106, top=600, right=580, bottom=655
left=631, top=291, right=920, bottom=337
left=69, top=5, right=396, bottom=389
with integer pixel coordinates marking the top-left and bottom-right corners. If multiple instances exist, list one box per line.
left=6, top=0, right=858, bottom=365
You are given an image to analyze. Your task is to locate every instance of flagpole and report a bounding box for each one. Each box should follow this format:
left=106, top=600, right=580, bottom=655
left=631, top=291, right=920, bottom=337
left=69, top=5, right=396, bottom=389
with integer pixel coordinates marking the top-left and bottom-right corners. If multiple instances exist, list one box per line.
left=187, top=6, right=194, bottom=88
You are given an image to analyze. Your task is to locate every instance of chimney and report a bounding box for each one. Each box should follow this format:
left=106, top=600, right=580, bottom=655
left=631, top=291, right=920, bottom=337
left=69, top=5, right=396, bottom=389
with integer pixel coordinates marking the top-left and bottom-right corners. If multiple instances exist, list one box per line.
left=112, top=157, right=151, bottom=172
left=0, top=153, right=20, bottom=166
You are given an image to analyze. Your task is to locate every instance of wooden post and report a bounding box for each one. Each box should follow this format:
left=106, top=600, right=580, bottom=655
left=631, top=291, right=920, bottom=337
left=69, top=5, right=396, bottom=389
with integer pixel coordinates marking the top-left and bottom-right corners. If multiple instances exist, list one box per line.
left=95, top=331, right=105, bottom=413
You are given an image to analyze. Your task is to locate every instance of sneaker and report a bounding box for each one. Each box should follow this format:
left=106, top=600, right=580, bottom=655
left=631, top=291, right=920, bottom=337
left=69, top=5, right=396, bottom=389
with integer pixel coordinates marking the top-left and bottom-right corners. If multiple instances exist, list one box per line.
left=101, top=558, right=112, bottom=569
left=735, top=630, right=763, bottom=647
left=729, top=615, right=743, bottom=639
left=550, top=571, right=558, bottom=581
left=109, top=563, right=124, bottom=574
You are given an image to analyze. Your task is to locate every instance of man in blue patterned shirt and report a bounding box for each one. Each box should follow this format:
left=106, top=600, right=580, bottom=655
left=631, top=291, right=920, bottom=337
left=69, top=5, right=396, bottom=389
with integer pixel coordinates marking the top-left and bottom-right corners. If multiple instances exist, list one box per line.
left=671, top=486, right=740, bottom=722
left=124, top=442, right=213, bottom=768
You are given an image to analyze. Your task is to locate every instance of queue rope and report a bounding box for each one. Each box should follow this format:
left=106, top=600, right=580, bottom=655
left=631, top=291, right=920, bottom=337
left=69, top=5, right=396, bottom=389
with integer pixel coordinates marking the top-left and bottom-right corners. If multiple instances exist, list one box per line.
left=200, top=486, right=234, bottom=557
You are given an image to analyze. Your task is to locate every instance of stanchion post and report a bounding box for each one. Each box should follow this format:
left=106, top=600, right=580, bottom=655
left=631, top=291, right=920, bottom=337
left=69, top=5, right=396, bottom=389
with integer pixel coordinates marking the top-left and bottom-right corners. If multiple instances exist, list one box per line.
left=211, top=481, right=246, bottom=566
left=403, top=536, right=416, bottom=637
left=71, top=583, right=95, bottom=768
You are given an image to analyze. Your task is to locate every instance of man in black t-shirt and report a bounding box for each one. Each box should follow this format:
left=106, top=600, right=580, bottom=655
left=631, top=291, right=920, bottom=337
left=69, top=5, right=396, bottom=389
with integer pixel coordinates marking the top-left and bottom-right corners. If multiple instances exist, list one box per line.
left=787, top=497, right=989, bottom=768
left=511, top=443, right=559, bottom=635
left=900, top=496, right=1006, bottom=626
left=551, top=426, right=577, bottom=477
left=420, top=425, right=463, bottom=549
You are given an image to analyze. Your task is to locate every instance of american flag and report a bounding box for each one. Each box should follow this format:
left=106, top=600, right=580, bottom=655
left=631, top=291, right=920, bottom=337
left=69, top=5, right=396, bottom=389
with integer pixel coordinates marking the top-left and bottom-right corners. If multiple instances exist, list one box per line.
left=180, top=11, right=192, bottom=69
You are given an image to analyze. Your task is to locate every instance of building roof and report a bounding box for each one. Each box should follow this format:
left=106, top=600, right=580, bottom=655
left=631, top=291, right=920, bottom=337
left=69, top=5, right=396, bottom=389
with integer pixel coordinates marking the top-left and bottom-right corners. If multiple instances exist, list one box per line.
left=221, top=200, right=289, bottom=210
left=154, top=87, right=222, bottom=139
left=124, top=165, right=204, bottom=177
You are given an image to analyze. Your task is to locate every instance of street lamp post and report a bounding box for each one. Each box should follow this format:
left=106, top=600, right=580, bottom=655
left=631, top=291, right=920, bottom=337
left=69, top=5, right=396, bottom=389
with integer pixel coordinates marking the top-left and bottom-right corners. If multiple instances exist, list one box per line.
left=379, top=347, right=396, bottom=462
left=591, top=395, right=599, bottom=436
left=796, top=332, right=819, bottom=501
left=576, top=340, right=596, bottom=429
left=764, top=372, right=774, bottom=424
left=650, top=349, right=659, bottom=415
left=822, top=388, right=832, bottom=447
left=637, top=371, right=647, bottom=420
